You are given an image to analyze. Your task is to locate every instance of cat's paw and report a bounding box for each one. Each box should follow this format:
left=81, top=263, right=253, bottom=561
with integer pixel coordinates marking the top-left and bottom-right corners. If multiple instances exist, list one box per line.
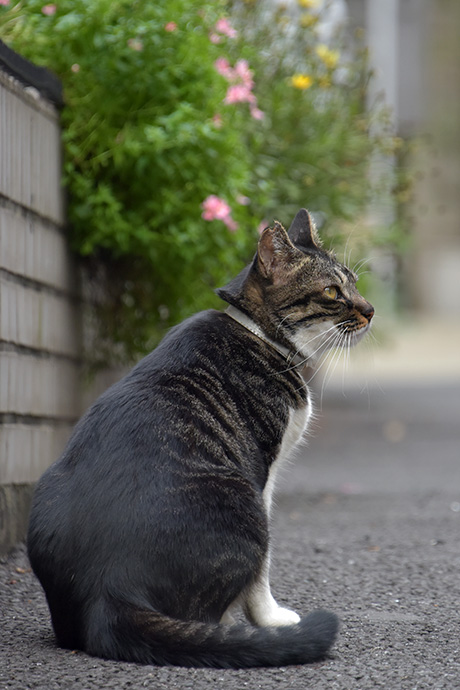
left=252, top=605, right=300, bottom=627
left=268, top=606, right=301, bottom=627
left=244, top=584, right=301, bottom=627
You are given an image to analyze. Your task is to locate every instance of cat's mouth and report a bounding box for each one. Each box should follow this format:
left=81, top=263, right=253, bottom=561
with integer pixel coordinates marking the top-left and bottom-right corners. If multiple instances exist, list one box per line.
left=343, top=321, right=371, bottom=346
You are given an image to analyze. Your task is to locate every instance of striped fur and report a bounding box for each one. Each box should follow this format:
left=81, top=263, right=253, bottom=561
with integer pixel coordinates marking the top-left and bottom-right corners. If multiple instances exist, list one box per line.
left=27, top=210, right=372, bottom=668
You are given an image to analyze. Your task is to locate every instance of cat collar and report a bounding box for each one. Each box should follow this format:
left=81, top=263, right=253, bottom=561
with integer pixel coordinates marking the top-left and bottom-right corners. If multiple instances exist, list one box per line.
left=225, top=306, right=306, bottom=369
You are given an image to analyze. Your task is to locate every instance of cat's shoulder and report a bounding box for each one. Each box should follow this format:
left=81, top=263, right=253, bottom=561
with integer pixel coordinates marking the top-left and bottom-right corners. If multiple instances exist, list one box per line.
left=135, top=309, right=234, bottom=369
left=162, top=308, right=233, bottom=342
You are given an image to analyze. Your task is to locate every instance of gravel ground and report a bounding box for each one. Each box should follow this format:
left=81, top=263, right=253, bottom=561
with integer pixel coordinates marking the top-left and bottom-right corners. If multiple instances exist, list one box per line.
left=1, top=382, right=459, bottom=689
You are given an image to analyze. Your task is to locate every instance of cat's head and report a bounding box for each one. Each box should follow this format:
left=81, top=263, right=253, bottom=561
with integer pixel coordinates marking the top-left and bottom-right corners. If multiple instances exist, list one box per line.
left=216, top=209, right=374, bottom=365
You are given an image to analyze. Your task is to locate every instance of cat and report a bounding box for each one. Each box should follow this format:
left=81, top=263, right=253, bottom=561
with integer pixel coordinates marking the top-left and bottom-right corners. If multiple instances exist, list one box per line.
left=27, top=209, right=374, bottom=668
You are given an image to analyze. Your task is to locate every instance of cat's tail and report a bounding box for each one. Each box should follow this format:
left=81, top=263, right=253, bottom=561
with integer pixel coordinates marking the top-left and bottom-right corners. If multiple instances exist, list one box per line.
left=85, top=603, right=339, bottom=668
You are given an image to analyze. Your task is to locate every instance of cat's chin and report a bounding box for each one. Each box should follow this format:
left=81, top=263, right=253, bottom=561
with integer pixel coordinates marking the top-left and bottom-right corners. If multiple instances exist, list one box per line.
left=347, top=323, right=371, bottom=346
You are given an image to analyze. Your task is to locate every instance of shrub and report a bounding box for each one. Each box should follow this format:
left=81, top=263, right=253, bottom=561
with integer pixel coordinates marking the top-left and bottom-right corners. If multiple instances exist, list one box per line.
left=0, top=0, right=406, bottom=363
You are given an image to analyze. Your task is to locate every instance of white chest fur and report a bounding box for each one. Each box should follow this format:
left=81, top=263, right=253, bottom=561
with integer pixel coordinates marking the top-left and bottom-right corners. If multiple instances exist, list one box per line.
left=262, top=399, right=312, bottom=517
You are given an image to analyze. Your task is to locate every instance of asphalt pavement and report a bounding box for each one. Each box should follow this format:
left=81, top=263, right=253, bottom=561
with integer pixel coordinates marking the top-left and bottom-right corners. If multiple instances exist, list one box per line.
left=1, top=378, right=459, bottom=689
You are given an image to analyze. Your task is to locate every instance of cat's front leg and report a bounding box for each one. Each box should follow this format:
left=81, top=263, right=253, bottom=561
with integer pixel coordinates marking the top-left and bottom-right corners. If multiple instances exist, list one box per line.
left=243, top=555, right=300, bottom=627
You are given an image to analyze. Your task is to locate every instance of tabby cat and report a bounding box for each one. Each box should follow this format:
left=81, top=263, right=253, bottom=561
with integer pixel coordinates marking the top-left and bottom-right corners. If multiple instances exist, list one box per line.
left=27, top=209, right=374, bottom=668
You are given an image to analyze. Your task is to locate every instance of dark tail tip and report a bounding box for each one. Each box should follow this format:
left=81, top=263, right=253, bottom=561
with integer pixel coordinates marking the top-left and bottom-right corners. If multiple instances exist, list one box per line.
left=300, top=609, right=340, bottom=660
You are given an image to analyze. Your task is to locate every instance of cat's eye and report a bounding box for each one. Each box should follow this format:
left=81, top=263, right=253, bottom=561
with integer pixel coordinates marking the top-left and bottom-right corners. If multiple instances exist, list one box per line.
left=324, top=286, right=339, bottom=299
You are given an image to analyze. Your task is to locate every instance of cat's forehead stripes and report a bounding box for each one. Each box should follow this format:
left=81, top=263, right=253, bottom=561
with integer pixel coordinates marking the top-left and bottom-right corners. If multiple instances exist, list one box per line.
left=331, top=264, right=358, bottom=285
left=298, top=253, right=357, bottom=285
left=292, top=255, right=355, bottom=289
left=330, top=268, right=347, bottom=285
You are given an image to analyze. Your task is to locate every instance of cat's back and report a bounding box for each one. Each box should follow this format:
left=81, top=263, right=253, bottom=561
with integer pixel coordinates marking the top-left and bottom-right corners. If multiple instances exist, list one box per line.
left=66, top=309, right=246, bottom=445
left=30, top=308, right=304, bottom=523
left=67, top=307, right=302, bottom=451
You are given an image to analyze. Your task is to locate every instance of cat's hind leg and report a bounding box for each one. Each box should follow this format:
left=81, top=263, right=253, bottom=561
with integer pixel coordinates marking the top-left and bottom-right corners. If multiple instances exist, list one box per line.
left=242, top=551, right=300, bottom=627
left=219, top=601, right=239, bottom=625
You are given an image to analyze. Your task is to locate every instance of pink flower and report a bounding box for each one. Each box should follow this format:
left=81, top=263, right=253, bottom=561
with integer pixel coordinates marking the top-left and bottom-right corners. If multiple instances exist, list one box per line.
left=209, top=33, right=222, bottom=44
left=201, top=195, right=238, bottom=232
left=222, top=215, right=239, bottom=232
left=0, top=0, right=11, bottom=6
left=41, top=4, right=56, bottom=15
left=164, top=22, right=177, bottom=32
left=234, top=59, right=254, bottom=88
left=214, top=57, right=233, bottom=80
left=215, top=58, right=254, bottom=88
left=250, top=106, right=265, bottom=120
left=215, top=17, right=238, bottom=39
left=215, top=57, right=262, bottom=119
left=224, top=84, right=255, bottom=105
left=201, top=195, right=231, bottom=221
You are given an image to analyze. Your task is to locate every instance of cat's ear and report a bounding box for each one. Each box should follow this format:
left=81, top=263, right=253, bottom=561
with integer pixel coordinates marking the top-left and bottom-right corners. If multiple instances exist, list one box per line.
left=216, top=221, right=302, bottom=304
left=287, top=208, right=320, bottom=251
left=257, top=222, right=300, bottom=284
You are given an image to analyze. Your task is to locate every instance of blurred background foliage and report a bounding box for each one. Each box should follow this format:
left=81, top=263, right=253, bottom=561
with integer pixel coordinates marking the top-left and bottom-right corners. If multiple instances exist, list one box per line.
left=0, top=0, right=408, bottom=364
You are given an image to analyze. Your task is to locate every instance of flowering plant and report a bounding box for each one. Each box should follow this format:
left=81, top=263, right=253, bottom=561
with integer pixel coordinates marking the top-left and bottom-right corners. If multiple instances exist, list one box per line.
left=0, top=0, right=266, bottom=360
left=0, top=0, right=406, bottom=361
left=228, top=0, right=408, bottom=254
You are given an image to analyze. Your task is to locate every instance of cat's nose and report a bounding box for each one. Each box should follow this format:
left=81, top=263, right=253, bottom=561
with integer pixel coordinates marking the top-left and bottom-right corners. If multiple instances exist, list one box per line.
left=362, top=301, right=374, bottom=322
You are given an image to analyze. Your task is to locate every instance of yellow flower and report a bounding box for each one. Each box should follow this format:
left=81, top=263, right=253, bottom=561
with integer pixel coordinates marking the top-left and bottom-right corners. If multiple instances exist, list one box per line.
left=316, top=44, right=340, bottom=69
left=290, top=73, right=313, bottom=90
left=300, top=13, right=319, bottom=28
left=297, top=0, right=320, bottom=8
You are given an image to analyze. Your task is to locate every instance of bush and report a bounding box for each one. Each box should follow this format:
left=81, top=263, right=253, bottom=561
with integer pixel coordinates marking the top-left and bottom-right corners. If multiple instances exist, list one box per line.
left=228, top=0, right=408, bottom=248
left=0, top=0, right=406, bottom=363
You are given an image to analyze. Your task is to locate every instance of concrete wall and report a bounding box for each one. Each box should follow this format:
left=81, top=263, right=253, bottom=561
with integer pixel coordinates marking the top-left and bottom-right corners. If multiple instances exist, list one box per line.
left=0, top=66, right=82, bottom=553
left=0, top=60, right=124, bottom=554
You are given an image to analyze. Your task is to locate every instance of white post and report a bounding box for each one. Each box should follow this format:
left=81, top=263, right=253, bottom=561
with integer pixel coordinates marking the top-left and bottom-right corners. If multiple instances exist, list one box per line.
left=365, top=0, right=400, bottom=311
left=366, top=0, right=399, bottom=226
left=366, top=0, right=399, bottom=123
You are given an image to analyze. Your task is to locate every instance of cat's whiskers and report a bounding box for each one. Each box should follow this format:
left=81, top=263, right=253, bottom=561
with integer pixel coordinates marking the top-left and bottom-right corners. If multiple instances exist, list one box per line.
left=341, top=332, right=351, bottom=394
left=319, top=331, right=349, bottom=407
left=304, top=317, right=366, bottom=405
left=355, top=325, right=385, bottom=396
left=275, top=312, right=295, bottom=338
left=280, top=322, right=349, bottom=375
left=342, top=224, right=360, bottom=270
left=274, top=314, right=338, bottom=370
left=308, top=320, right=353, bottom=359
left=366, top=329, right=379, bottom=346
left=301, top=324, right=351, bottom=385
left=308, top=325, right=347, bottom=360
left=352, top=257, right=369, bottom=274
left=276, top=323, right=339, bottom=375
left=352, top=255, right=375, bottom=277
left=304, top=332, right=343, bottom=392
